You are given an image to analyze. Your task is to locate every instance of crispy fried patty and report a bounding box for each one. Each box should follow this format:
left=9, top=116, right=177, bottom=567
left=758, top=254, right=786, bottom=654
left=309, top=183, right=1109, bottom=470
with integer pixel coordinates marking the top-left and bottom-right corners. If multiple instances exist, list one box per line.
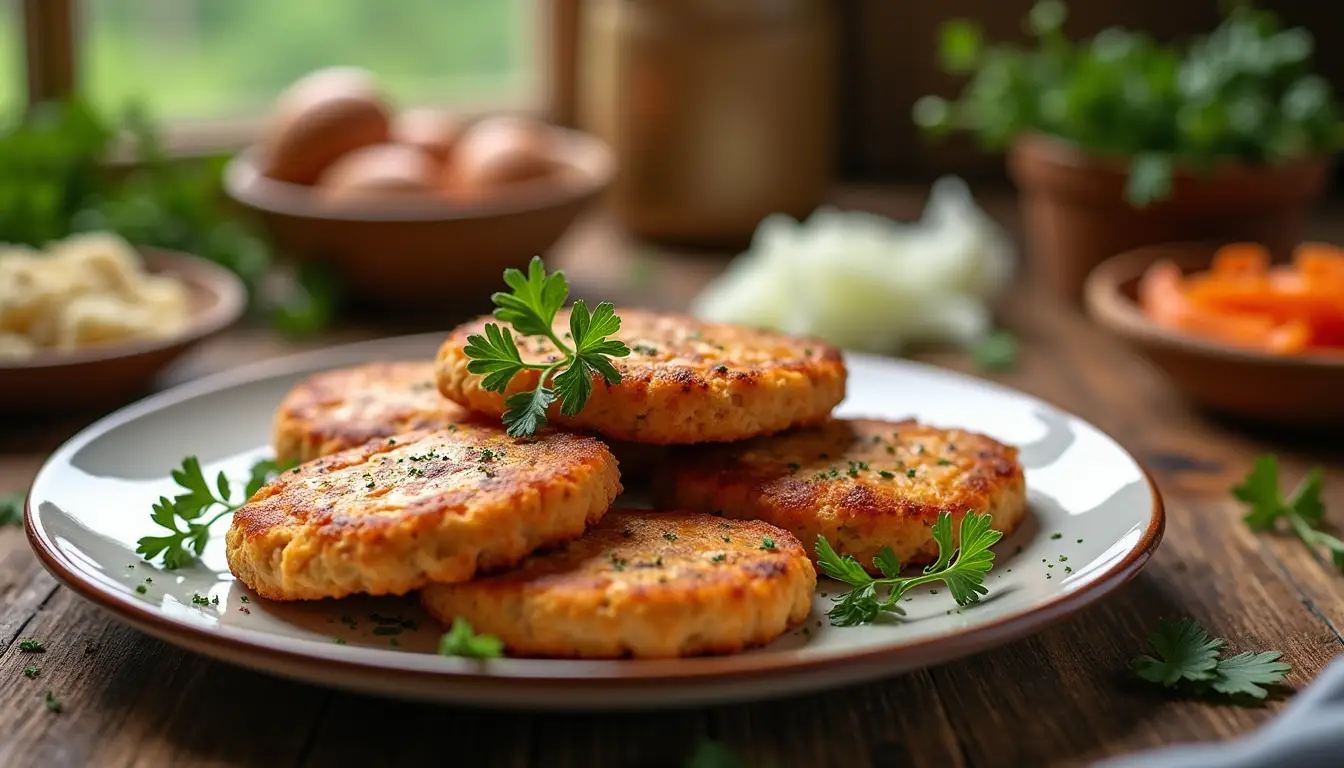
left=273, top=362, right=473, bottom=464
left=652, top=419, right=1026, bottom=573
left=435, top=309, right=846, bottom=444
left=420, top=510, right=816, bottom=658
left=226, top=423, right=622, bottom=601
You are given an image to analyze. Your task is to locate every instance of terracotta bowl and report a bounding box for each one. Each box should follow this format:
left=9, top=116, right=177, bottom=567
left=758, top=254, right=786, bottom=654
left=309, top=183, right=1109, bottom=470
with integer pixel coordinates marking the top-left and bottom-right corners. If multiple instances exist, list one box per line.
left=0, top=249, right=246, bottom=415
left=223, top=125, right=615, bottom=307
left=1085, top=243, right=1344, bottom=429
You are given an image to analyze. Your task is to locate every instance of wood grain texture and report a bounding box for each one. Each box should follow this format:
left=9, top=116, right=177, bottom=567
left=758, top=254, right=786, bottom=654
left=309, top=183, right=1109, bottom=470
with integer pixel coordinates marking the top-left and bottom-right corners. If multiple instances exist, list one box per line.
left=1, top=188, right=1343, bottom=767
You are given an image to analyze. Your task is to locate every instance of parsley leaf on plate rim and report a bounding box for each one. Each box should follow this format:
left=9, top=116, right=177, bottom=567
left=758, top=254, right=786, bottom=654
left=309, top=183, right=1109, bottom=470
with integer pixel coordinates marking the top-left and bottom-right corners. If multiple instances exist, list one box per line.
left=464, top=257, right=631, bottom=438
left=438, top=618, right=505, bottom=659
left=136, top=455, right=297, bottom=570
left=815, top=510, right=1003, bottom=627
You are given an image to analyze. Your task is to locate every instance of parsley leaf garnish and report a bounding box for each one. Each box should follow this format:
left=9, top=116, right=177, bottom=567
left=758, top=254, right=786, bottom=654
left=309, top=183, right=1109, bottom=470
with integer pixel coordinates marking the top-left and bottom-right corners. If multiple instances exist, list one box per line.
left=815, top=510, right=1002, bottom=626
left=137, top=456, right=297, bottom=570
left=438, top=618, right=504, bottom=659
left=1130, top=619, right=1223, bottom=687
left=1210, top=651, right=1293, bottom=699
left=1130, top=619, right=1291, bottom=701
left=1233, top=455, right=1344, bottom=572
left=684, top=739, right=747, bottom=768
left=465, top=257, right=630, bottom=437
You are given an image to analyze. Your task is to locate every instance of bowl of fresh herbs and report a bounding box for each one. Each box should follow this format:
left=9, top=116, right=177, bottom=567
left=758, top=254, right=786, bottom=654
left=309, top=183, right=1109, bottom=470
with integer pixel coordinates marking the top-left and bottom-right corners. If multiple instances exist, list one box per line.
left=915, top=1, right=1341, bottom=300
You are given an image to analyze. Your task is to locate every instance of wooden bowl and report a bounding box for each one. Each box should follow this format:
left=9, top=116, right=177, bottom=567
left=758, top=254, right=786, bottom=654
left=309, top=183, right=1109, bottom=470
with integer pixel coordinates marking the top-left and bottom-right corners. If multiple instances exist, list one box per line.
left=0, top=249, right=246, bottom=414
left=223, top=124, right=614, bottom=307
left=1084, top=242, right=1344, bottom=428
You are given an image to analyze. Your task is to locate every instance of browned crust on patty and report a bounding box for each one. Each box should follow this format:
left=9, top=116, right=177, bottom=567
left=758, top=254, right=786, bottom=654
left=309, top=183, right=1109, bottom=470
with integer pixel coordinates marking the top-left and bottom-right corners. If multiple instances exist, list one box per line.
left=435, top=309, right=846, bottom=444
left=273, top=361, right=475, bottom=464
left=421, top=510, right=816, bottom=658
left=651, top=419, right=1026, bottom=573
left=226, top=423, right=622, bottom=600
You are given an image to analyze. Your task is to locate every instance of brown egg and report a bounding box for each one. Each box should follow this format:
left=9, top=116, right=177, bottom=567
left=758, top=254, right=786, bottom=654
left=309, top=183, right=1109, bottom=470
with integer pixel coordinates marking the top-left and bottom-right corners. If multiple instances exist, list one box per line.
left=391, top=108, right=465, bottom=167
left=316, top=143, right=438, bottom=201
left=444, top=115, right=559, bottom=196
left=260, top=67, right=391, bottom=185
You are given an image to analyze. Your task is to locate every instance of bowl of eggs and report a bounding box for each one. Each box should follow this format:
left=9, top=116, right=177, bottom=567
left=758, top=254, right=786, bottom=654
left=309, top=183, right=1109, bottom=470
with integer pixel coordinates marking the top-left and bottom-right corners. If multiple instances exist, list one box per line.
left=223, top=67, right=615, bottom=307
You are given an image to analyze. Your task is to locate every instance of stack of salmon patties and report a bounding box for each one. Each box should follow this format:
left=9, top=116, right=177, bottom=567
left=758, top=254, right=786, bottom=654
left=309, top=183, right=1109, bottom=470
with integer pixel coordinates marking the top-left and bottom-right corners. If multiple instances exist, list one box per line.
left=225, top=308, right=1025, bottom=659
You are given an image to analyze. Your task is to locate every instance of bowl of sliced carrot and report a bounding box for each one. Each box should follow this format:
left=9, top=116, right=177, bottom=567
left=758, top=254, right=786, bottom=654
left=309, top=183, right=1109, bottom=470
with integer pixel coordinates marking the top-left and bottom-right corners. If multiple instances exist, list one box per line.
left=1086, top=241, right=1344, bottom=428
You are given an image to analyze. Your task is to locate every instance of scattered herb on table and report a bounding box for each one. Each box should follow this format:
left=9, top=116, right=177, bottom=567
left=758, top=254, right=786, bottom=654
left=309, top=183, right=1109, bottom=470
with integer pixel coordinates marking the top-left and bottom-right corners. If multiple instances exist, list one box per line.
left=1130, top=619, right=1290, bottom=700
left=44, top=691, right=63, bottom=714
left=0, top=491, right=24, bottom=527
left=816, top=510, right=1002, bottom=626
left=19, top=639, right=45, bottom=653
left=23, top=667, right=39, bottom=679
left=684, top=739, right=747, bottom=768
left=137, top=456, right=297, bottom=569
left=1234, top=455, right=1344, bottom=571
left=438, top=618, right=504, bottom=659
left=463, top=257, right=631, bottom=437
left=970, top=330, right=1018, bottom=372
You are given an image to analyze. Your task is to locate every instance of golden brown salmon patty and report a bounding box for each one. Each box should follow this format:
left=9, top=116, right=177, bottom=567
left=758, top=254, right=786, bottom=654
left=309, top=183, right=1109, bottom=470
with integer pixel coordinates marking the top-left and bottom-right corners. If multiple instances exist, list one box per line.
left=652, top=419, right=1025, bottom=574
left=226, top=423, right=622, bottom=601
left=435, top=309, right=846, bottom=444
left=421, top=510, right=816, bottom=658
left=273, top=361, right=474, bottom=464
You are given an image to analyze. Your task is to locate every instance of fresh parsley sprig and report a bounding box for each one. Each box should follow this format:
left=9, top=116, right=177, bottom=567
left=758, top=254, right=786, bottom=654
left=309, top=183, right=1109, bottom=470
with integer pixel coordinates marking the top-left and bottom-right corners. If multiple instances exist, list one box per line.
left=136, top=456, right=295, bottom=570
left=464, top=257, right=630, bottom=437
left=438, top=618, right=504, bottom=659
left=1130, top=619, right=1291, bottom=700
left=815, top=510, right=1002, bottom=626
left=1234, top=455, right=1344, bottom=572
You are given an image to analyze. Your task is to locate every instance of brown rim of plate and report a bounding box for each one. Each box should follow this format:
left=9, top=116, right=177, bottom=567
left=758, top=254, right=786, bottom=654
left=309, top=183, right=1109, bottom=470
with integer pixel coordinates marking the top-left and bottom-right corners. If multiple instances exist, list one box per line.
left=1084, top=242, right=1344, bottom=368
left=21, top=344, right=1165, bottom=690
left=0, top=248, right=247, bottom=370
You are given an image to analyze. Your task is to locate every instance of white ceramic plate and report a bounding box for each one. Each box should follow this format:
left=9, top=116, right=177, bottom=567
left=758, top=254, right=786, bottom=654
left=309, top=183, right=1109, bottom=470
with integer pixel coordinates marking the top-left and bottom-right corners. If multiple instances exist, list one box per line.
left=25, top=333, right=1163, bottom=709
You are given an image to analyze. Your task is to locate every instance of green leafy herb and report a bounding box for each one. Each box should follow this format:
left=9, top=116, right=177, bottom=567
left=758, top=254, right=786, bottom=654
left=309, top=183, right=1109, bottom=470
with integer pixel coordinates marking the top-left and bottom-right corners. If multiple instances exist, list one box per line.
left=19, top=639, right=44, bottom=653
left=0, top=98, right=329, bottom=334
left=663, top=531, right=678, bottom=542
left=137, top=456, right=297, bottom=570
left=684, top=739, right=747, bottom=768
left=438, top=618, right=504, bottom=659
left=760, top=536, right=776, bottom=551
left=464, top=257, right=630, bottom=437
left=1234, top=455, right=1344, bottom=572
left=915, top=2, right=1344, bottom=206
left=22, top=667, right=38, bottom=679
left=44, top=690, right=62, bottom=714
left=1130, top=619, right=1223, bottom=686
left=971, top=331, right=1018, bottom=371
left=1130, top=619, right=1290, bottom=700
left=0, top=491, right=23, bottom=527
left=816, top=511, right=1002, bottom=626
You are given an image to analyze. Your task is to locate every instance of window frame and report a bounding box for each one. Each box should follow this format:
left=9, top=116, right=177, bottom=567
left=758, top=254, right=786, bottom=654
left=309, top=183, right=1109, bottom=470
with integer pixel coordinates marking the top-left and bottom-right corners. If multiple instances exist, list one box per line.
left=18, top=0, right=577, bottom=157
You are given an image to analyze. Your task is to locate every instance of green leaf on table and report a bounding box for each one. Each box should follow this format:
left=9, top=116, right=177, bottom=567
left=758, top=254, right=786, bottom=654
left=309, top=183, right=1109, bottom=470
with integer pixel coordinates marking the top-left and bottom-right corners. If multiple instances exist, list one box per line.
left=1210, top=651, right=1292, bottom=699
left=1130, top=619, right=1224, bottom=687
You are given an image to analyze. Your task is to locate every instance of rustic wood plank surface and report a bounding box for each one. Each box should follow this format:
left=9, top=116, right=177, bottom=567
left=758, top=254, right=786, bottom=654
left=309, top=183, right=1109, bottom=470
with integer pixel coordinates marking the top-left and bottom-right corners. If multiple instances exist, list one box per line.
left=1, top=186, right=1342, bottom=767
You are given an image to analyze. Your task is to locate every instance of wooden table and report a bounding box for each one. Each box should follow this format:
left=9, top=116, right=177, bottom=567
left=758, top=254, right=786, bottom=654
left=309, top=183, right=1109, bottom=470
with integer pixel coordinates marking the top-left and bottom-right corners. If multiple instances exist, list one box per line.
left=2, top=187, right=1343, bottom=767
